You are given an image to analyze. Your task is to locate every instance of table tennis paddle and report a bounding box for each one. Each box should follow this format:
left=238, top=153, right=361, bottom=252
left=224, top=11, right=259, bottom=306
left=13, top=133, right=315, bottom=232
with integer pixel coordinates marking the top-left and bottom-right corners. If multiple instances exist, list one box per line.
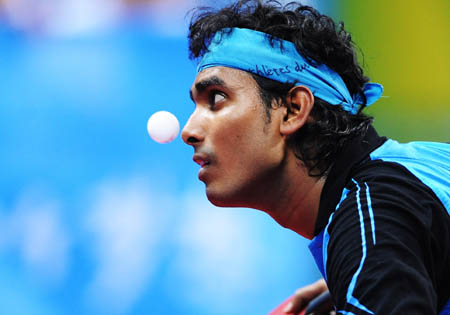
left=268, top=291, right=332, bottom=315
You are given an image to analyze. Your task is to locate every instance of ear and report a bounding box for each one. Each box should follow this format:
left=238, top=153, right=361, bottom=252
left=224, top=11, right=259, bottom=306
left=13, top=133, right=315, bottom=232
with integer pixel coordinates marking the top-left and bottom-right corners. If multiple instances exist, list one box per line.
left=280, top=85, right=314, bottom=136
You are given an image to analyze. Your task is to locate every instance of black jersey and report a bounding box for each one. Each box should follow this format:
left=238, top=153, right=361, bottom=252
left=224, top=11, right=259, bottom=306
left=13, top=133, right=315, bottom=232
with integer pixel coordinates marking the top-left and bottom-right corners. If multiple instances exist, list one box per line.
left=309, top=127, right=450, bottom=314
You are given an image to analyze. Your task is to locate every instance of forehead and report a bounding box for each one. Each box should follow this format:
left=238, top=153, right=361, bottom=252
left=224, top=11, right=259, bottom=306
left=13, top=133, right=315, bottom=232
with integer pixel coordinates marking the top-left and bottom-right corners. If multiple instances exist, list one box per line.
left=191, top=66, right=257, bottom=93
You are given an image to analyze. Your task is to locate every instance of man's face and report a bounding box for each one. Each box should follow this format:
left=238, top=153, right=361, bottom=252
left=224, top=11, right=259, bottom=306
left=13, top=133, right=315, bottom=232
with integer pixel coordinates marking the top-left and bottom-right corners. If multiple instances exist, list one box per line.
left=182, top=66, right=286, bottom=208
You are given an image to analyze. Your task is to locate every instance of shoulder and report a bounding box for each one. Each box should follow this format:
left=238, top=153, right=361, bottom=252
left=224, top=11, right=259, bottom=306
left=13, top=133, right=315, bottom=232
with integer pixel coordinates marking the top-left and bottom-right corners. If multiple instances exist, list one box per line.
left=348, top=141, right=449, bottom=223
left=323, top=149, right=450, bottom=313
left=315, top=139, right=450, bottom=313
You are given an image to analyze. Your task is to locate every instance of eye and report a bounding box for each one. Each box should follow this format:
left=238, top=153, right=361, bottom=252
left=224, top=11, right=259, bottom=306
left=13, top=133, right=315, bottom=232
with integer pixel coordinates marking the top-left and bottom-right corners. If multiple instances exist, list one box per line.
left=209, top=90, right=226, bottom=109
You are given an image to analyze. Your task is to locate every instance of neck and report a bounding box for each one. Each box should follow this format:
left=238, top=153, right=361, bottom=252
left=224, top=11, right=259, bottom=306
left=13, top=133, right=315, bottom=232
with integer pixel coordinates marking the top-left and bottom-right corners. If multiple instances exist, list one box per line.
left=260, top=152, right=325, bottom=240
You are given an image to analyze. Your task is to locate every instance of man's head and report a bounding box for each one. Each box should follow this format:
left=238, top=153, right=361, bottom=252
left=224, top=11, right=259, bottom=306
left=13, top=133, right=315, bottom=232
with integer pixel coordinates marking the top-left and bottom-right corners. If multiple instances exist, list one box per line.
left=182, top=0, right=381, bottom=207
left=184, top=65, right=295, bottom=208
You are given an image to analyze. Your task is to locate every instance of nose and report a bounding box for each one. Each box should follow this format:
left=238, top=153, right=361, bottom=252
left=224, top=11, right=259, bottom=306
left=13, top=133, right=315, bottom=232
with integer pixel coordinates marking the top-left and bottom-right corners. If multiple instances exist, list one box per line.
left=181, top=110, right=205, bottom=146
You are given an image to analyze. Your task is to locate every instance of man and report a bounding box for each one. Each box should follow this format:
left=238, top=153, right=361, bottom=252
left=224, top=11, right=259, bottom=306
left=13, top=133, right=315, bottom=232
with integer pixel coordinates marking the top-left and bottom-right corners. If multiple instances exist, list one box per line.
left=181, top=0, right=450, bottom=314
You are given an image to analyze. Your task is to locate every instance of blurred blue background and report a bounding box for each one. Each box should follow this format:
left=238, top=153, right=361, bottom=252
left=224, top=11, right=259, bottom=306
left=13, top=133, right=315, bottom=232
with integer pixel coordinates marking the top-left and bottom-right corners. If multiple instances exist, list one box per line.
left=0, top=0, right=448, bottom=314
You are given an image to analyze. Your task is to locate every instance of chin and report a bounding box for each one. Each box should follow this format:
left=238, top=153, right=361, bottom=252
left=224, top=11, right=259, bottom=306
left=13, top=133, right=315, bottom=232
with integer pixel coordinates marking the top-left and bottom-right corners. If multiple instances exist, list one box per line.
left=206, top=191, right=232, bottom=207
left=205, top=187, right=244, bottom=208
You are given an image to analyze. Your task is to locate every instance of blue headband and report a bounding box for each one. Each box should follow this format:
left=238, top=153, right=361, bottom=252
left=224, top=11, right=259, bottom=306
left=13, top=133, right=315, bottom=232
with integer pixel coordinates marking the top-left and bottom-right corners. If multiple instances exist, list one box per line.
left=197, top=28, right=383, bottom=114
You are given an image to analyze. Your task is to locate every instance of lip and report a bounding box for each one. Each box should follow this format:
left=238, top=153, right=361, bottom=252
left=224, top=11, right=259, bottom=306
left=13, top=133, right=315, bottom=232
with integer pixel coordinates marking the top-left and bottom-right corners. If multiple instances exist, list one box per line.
left=193, top=153, right=211, bottom=181
left=198, top=166, right=208, bottom=181
left=193, top=153, right=210, bottom=167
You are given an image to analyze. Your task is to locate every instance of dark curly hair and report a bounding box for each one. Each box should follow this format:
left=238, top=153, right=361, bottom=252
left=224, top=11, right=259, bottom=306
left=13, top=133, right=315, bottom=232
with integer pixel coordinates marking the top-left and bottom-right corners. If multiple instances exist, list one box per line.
left=188, top=0, right=374, bottom=177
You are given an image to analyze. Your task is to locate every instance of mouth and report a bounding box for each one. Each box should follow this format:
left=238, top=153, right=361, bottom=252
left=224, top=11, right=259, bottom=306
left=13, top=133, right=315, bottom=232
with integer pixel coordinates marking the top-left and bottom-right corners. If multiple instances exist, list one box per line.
left=193, top=153, right=212, bottom=181
left=193, top=154, right=211, bottom=168
left=198, top=160, right=210, bottom=167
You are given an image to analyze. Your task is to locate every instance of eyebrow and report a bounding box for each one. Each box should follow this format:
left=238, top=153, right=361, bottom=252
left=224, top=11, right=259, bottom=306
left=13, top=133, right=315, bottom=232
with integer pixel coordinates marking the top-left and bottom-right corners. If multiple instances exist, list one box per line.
left=189, top=76, right=227, bottom=101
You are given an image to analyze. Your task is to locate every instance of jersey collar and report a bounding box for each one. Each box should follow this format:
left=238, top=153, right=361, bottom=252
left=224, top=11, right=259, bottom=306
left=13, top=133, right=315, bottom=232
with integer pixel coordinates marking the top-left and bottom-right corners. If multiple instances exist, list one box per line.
left=314, top=126, right=387, bottom=236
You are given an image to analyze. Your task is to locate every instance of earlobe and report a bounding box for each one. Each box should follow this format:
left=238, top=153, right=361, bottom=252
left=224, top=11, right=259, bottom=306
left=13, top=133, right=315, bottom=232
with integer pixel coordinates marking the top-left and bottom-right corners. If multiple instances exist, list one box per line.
left=280, top=85, right=314, bottom=136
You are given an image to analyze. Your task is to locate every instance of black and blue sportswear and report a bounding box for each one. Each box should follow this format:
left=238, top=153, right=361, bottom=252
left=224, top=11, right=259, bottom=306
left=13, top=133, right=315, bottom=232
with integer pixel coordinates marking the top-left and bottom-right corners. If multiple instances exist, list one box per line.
left=309, top=127, right=450, bottom=314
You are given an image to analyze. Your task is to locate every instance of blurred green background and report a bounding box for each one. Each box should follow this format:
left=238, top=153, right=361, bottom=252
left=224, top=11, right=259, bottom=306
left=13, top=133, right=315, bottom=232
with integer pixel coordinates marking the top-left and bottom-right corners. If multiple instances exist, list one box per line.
left=339, top=0, right=449, bottom=141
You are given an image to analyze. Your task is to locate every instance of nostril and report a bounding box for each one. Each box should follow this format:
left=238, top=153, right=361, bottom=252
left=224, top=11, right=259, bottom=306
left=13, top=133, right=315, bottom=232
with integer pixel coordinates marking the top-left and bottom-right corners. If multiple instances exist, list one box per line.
left=187, top=136, right=199, bottom=144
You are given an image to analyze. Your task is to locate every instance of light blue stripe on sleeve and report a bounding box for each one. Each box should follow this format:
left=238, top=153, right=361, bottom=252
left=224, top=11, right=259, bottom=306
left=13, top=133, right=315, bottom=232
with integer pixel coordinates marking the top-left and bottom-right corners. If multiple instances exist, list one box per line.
left=365, top=183, right=376, bottom=245
left=345, top=179, right=374, bottom=314
left=321, top=188, right=350, bottom=282
left=320, top=182, right=377, bottom=314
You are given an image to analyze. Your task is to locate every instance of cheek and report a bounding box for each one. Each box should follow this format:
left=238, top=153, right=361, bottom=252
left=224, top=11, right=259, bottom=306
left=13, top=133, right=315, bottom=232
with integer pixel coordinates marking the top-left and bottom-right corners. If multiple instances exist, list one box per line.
left=216, top=116, right=273, bottom=172
left=215, top=112, right=260, bottom=152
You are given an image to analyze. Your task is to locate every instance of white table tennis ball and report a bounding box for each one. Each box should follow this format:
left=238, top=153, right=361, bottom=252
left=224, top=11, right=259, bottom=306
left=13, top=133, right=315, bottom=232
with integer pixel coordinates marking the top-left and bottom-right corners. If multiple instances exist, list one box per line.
left=147, top=111, right=180, bottom=144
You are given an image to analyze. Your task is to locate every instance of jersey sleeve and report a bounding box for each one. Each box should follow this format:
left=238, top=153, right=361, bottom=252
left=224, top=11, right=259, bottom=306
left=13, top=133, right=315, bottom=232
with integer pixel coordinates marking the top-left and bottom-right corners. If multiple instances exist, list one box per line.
left=324, top=172, right=439, bottom=314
